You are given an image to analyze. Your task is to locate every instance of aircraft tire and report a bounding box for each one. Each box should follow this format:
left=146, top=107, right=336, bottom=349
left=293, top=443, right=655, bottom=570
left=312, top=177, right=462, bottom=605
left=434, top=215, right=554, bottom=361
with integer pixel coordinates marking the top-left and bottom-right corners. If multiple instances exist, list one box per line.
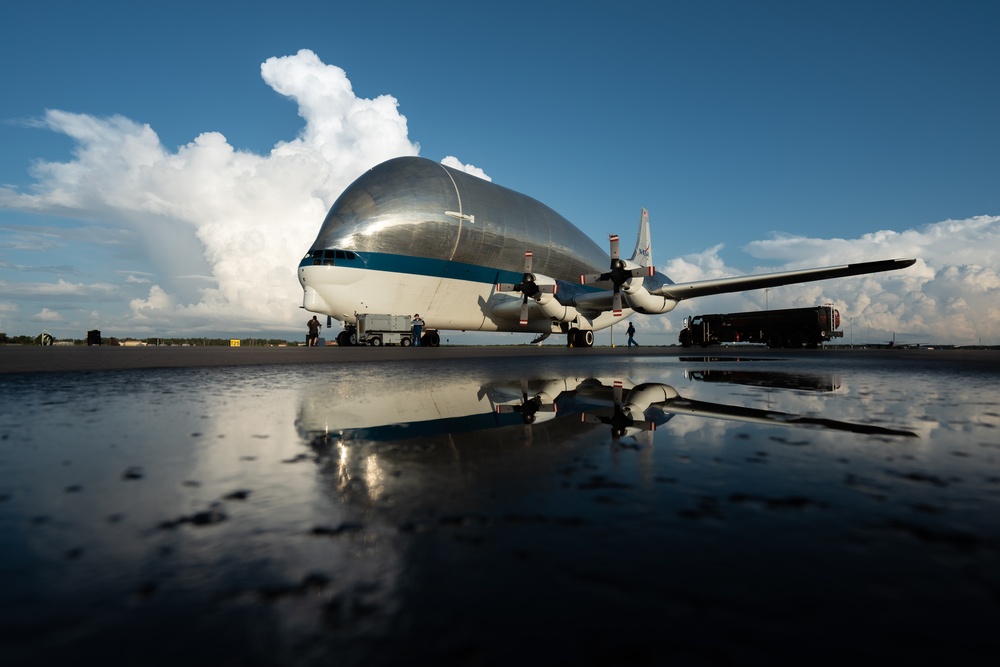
left=426, top=331, right=440, bottom=347
left=568, top=330, right=594, bottom=348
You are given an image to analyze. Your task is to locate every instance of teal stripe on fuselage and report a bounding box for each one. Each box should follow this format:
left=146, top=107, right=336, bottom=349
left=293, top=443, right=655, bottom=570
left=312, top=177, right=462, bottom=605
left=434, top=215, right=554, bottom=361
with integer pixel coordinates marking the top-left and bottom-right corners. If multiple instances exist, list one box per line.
left=302, top=250, right=604, bottom=296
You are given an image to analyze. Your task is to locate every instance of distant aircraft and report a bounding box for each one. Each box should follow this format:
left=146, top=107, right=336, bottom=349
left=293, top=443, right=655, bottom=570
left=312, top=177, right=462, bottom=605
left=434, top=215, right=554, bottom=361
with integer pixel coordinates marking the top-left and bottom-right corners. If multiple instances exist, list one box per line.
left=299, top=157, right=916, bottom=347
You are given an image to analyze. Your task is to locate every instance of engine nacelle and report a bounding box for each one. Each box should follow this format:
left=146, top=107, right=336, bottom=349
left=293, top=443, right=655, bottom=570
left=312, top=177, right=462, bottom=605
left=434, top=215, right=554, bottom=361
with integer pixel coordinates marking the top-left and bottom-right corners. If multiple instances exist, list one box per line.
left=531, top=280, right=579, bottom=322
left=621, top=284, right=677, bottom=314
left=627, top=383, right=680, bottom=408
left=491, top=289, right=580, bottom=324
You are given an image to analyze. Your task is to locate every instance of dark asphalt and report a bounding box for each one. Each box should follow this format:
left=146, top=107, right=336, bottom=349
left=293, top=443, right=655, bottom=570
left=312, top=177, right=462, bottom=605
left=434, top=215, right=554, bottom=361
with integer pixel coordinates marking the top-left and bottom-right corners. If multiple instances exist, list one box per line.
left=3, top=345, right=999, bottom=665
left=2, top=343, right=999, bottom=374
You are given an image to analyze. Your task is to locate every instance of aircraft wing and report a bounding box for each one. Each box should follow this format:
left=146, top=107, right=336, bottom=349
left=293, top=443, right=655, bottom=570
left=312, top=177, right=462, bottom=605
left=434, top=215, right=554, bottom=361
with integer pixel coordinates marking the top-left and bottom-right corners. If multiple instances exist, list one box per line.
left=651, top=258, right=916, bottom=301
left=661, top=397, right=917, bottom=437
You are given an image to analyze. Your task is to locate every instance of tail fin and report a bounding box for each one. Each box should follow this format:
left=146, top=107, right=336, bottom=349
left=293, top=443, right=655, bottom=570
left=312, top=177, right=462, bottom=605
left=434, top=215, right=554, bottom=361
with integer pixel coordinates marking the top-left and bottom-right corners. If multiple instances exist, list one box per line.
left=630, top=208, right=652, bottom=268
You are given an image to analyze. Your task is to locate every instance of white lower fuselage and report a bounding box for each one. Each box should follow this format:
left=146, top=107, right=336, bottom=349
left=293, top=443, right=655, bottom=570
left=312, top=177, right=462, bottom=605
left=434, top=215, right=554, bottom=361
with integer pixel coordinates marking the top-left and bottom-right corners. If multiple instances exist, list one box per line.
left=299, top=262, right=625, bottom=335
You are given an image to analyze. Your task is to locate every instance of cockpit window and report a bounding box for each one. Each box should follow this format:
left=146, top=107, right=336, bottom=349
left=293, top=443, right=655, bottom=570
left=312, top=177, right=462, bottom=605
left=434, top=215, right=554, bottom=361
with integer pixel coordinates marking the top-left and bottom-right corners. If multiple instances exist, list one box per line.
left=302, top=249, right=359, bottom=266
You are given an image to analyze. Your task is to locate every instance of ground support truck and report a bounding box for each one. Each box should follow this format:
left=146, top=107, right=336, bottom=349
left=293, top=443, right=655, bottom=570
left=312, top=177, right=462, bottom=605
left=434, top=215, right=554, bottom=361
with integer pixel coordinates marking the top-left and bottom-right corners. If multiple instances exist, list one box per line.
left=335, top=314, right=441, bottom=346
left=346, top=314, right=414, bottom=347
left=679, top=305, right=843, bottom=349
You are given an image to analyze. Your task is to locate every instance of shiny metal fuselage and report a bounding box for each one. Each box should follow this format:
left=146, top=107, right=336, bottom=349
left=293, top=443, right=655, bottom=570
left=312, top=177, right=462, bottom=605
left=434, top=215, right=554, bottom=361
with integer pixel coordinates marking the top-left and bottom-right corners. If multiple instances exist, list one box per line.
left=298, top=156, right=618, bottom=333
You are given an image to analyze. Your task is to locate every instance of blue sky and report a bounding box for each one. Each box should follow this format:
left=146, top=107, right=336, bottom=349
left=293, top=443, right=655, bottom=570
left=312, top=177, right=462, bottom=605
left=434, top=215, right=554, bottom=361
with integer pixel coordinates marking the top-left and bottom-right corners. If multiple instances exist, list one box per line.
left=2, top=0, right=998, bottom=345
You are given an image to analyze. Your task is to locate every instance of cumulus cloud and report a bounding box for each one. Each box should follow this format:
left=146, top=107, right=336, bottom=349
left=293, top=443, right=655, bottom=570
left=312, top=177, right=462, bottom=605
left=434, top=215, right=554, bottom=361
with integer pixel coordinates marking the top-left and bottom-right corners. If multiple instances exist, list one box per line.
left=441, top=156, right=492, bottom=181
left=641, top=216, right=1000, bottom=345
left=0, top=49, right=422, bottom=336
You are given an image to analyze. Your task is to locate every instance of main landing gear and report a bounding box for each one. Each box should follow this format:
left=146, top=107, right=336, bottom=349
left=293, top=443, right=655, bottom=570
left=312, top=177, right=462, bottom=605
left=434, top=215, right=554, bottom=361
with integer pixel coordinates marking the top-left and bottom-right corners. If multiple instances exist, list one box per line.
left=567, top=329, right=594, bottom=348
left=336, top=329, right=357, bottom=346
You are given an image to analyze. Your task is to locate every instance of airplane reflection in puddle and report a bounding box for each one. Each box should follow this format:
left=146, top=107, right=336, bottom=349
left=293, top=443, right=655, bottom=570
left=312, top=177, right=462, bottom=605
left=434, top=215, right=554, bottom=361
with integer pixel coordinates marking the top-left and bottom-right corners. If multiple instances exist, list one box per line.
left=296, top=368, right=915, bottom=450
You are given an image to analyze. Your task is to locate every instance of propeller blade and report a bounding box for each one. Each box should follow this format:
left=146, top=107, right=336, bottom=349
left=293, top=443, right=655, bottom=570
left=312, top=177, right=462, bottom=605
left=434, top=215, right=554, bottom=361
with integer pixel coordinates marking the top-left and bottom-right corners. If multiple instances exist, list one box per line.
left=613, top=380, right=623, bottom=406
left=496, top=283, right=518, bottom=292
left=609, top=234, right=620, bottom=261
left=519, top=299, right=530, bottom=326
left=538, top=284, right=558, bottom=294
left=523, top=250, right=533, bottom=274
left=613, top=290, right=622, bottom=316
left=580, top=273, right=604, bottom=284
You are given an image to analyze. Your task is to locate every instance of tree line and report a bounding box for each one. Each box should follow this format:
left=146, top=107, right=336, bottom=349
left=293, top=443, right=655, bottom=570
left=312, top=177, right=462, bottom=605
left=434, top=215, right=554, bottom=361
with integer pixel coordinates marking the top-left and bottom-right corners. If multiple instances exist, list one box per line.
left=0, top=333, right=299, bottom=347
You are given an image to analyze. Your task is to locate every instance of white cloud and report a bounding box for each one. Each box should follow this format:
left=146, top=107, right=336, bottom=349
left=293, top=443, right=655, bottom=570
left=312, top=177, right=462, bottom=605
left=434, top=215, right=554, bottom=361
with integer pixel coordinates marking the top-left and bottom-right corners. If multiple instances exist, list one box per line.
left=441, top=156, right=492, bottom=181
left=0, top=49, right=423, bottom=336
left=635, top=216, right=1000, bottom=345
left=0, top=278, right=119, bottom=299
left=124, top=273, right=152, bottom=284
left=31, top=307, right=63, bottom=322
left=740, top=216, right=1000, bottom=344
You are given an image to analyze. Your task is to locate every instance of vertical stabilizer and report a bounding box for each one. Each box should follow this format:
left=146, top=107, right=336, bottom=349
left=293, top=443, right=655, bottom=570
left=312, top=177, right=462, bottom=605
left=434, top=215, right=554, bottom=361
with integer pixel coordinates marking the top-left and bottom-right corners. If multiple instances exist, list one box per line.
left=630, top=208, right=652, bottom=267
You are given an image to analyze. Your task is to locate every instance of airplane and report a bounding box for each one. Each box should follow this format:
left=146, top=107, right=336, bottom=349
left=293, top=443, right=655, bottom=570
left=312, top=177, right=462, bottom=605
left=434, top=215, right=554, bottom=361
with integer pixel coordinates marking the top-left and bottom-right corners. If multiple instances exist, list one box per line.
left=298, top=156, right=916, bottom=348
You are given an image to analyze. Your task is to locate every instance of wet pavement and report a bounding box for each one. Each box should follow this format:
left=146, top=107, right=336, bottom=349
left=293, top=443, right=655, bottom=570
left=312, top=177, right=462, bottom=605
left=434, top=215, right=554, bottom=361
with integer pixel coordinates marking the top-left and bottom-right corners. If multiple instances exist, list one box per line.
left=1, top=351, right=999, bottom=665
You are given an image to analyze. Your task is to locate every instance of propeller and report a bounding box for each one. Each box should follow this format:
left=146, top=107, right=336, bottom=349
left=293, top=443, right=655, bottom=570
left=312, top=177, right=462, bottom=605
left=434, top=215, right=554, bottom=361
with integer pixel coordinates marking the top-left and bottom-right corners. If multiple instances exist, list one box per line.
left=497, top=251, right=558, bottom=325
left=580, top=380, right=656, bottom=440
left=494, top=380, right=557, bottom=424
left=580, top=235, right=654, bottom=316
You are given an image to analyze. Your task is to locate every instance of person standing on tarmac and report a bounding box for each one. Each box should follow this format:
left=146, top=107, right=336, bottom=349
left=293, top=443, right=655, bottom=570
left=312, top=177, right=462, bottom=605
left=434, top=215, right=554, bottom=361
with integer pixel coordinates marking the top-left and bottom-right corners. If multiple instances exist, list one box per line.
left=307, top=316, right=321, bottom=347
left=411, top=314, right=425, bottom=347
left=627, top=321, right=639, bottom=348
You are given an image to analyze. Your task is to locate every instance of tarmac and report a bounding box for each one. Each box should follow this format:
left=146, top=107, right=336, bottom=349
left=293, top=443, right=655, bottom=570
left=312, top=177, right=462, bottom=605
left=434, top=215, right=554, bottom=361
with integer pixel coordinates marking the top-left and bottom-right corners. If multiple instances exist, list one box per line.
left=3, top=343, right=999, bottom=374
left=2, top=343, right=999, bottom=665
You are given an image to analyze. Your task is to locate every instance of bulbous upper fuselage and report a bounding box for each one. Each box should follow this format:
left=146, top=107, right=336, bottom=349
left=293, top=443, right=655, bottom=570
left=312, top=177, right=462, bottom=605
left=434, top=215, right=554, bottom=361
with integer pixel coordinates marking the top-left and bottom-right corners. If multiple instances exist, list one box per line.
left=308, top=156, right=609, bottom=281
